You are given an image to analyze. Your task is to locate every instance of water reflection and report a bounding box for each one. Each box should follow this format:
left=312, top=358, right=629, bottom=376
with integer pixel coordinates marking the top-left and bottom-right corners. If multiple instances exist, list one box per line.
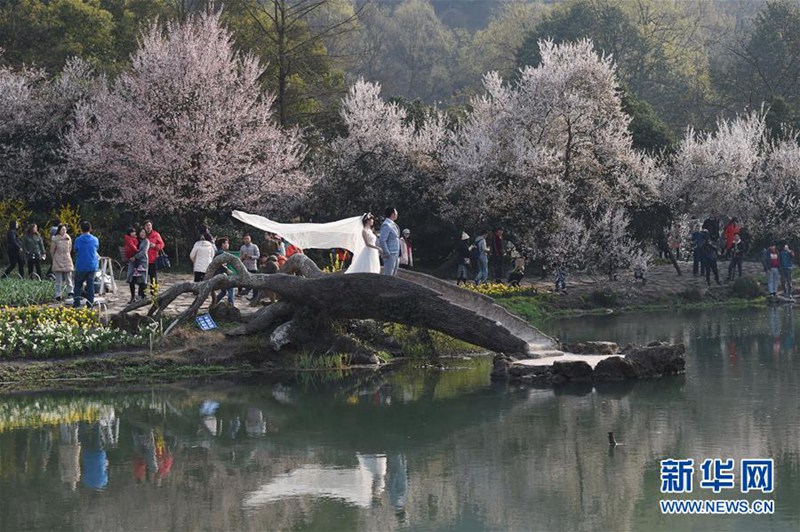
left=58, top=424, right=80, bottom=490
left=132, top=425, right=174, bottom=484
left=0, top=307, right=799, bottom=531
left=243, top=453, right=400, bottom=510
left=80, top=421, right=110, bottom=490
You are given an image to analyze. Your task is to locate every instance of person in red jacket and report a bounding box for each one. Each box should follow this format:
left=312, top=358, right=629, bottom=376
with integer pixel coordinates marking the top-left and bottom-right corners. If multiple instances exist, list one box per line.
left=723, top=217, right=740, bottom=255
left=143, top=220, right=164, bottom=294
left=123, top=227, right=138, bottom=260
left=285, top=242, right=303, bottom=258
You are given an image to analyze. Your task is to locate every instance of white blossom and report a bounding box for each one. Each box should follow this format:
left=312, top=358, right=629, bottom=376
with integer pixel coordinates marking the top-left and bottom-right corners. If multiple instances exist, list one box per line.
left=65, top=11, right=308, bottom=221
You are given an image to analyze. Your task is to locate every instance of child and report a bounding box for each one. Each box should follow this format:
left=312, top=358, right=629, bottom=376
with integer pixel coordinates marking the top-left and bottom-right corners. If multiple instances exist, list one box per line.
left=508, top=256, right=525, bottom=287
left=554, top=263, right=567, bottom=293
left=634, top=266, right=647, bottom=284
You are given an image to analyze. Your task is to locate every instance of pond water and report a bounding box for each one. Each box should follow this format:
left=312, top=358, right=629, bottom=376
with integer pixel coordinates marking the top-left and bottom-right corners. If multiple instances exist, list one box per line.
left=1, top=307, right=798, bottom=531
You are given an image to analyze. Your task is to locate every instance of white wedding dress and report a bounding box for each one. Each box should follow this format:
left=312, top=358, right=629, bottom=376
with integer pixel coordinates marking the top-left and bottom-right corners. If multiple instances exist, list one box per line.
left=346, top=230, right=381, bottom=274
left=230, top=211, right=379, bottom=274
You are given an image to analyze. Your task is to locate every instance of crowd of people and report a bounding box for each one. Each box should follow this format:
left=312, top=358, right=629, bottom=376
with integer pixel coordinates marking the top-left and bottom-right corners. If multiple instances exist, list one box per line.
left=448, top=214, right=797, bottom=298
left=122, top=221, right=165, bottom=303
left=684, top=215, right=794, bottom=299
left=2, top=219, right=163, bottom=309
left=455, top=226, right=524, bottom=287
left=187, top=227, right=303, bottom=308
left=5, top=210, right=797, bottom=307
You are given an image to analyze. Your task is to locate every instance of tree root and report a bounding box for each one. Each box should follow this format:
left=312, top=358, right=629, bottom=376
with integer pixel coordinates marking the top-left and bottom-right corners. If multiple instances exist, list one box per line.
left=118, top=253, right=532, bottom=355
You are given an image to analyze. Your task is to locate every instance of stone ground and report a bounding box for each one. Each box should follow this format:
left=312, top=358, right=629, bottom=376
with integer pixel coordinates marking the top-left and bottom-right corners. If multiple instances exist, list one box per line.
left=96, top=272, right=263, bottom=319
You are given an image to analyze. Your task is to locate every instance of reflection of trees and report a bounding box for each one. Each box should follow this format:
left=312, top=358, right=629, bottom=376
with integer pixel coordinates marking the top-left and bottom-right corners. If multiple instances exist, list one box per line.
left=1, top=315, right=799, bottom=532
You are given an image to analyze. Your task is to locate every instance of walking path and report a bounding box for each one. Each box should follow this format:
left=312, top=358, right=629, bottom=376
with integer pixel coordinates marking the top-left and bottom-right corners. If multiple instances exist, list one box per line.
left=518, top=260, right=767, bottom=307
left=101, top=272, right=260, bottom=319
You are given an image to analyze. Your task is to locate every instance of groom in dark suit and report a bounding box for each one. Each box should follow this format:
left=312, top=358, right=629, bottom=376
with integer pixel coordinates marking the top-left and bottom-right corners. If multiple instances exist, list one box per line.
left=379, top=207, right=400, bottom=276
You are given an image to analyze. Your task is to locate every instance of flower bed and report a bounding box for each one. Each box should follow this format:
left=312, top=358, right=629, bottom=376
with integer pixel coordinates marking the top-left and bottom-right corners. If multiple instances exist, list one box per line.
left=464, top=282, right=538, bottom=298
left=0, top=306, right=145, bottom=359
left=0, top=278, right=54, bottom=306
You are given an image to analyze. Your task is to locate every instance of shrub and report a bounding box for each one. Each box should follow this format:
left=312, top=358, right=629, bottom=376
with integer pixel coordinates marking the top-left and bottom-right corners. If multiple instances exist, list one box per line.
left=731, top=276, right=762, bottom=299
left=590, top=289, right=619, bottom=307
left=49, top=204, right=81, bottom=240
left=464, top=282, right=538, bottom=298
left=678, top=287, right=704, bottom=302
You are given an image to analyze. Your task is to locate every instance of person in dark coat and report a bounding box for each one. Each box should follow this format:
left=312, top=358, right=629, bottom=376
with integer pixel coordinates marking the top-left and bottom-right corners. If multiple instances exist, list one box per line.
left=702, top=237, right=721, bottom=286
left=21, top=223, right=46, bottom=279
left=489, top=227, right=507, bottom=283
left=702, top=215, right=720, bottom=241
left=690, top=226, right=707, bottom=276
left=3, top=221, right=24, bottom=278
left=727, top=233, right=745, bottom=281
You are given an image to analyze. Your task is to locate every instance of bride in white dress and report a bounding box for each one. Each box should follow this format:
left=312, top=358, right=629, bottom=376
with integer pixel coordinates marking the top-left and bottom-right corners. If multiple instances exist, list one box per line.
left=346, top=213, right=382, bottom=274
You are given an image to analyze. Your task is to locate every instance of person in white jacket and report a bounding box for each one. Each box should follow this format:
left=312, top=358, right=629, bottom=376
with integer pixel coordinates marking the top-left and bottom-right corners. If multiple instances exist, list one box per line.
left=399, top=228, right=413, bottom=269
left=189, top=235, right=216, bottom=282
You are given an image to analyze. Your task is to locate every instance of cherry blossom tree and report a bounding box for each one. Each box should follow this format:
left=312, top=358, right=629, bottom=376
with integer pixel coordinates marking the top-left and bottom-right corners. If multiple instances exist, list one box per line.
left=747, top=138, right=800, bottom=241
left=0, top=57, right=96, bottom=205
left=536, top=209, right=592, bottom=273
left=443, top=38, right=659, bottom=265
left=665, top=111, right=766, bottom=218
left=590, top=207, right=643, bottom=280
left=308, top=78, right=452, bottom=258
left=65, top=10, right=308, bottom=231
left=663, top=109, right=800, bottom=242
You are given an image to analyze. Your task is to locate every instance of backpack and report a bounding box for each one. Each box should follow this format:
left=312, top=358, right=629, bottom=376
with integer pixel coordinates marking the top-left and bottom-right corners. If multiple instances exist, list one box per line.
left=469, top=243, right=481, bottom=263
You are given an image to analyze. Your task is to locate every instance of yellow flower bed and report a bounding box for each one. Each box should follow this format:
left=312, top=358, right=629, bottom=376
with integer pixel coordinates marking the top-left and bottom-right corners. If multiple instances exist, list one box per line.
left=0, top=305, right=143, bottom=358
left=0, top=305, right=100, bottom=327
left=464, top=282, right=537, bottom=298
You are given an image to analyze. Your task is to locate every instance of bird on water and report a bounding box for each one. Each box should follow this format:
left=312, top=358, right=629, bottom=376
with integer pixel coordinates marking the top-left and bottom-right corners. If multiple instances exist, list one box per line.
left=608, top=431, right=623, bottom=446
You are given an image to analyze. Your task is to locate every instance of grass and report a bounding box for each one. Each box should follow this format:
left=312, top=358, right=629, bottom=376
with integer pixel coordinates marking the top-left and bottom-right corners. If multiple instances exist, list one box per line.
left=294, top=351, right=352, bottom=370
left=384, top=323, right=480, bottom=357
left=0, top=277, right=54, bottom=306
left=495, top=292, right=770, bottom=325
left=495, top=294, right=551, bottom=324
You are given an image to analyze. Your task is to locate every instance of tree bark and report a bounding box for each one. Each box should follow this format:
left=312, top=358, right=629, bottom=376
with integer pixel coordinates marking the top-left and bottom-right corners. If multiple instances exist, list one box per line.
left=120, top=253, right=534, bottom=355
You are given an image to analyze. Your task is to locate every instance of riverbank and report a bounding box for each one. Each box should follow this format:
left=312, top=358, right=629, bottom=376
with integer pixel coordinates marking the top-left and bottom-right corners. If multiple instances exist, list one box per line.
left=0, top=328, right=263, bottom=390
left=499, top=260, right=774, bottom=324
left=12, top=260, right=766, bottom=328
left=0, top=319, right=482, bottom=391
left=0, top=260, right=774, bottom=388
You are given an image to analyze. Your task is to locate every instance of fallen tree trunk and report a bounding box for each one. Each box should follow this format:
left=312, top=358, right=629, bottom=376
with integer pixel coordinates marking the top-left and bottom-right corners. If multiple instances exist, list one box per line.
left=120, top=253, right=532, bottom=356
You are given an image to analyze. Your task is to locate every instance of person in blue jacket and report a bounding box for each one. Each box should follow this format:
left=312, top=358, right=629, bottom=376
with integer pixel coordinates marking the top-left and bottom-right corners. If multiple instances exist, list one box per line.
left=73, top=221, right=99, bottom=308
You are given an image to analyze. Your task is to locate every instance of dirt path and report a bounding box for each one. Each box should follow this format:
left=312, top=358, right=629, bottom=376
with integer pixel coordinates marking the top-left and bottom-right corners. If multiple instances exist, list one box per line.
left=520, top=260, right=766, bottom=307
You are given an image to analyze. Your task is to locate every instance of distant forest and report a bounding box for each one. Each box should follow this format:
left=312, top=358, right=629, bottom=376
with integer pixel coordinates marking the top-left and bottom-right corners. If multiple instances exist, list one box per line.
left=1, top=0, right=797, bottom=151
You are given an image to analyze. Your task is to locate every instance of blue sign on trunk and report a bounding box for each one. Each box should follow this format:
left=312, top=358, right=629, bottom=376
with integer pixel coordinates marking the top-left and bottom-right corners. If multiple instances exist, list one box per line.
left=196, top=313, right=218, bottom=331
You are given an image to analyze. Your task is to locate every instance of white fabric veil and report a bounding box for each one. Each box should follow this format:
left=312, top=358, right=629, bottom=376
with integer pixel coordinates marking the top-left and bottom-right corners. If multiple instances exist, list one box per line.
left=232, top=210, right=366, bottom=261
